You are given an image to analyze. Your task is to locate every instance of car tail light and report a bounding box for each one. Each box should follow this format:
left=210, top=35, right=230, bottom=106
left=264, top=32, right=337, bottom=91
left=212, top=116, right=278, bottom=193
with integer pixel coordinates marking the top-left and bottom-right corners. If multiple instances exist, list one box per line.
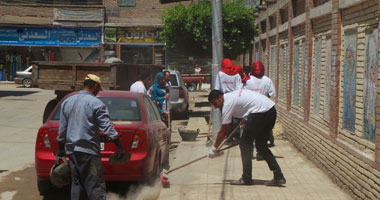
left=131, top=129, right=148, bottom=151
left=179, top=86, right=185, bottom=98
left=36, top=128, right=50, bottom=149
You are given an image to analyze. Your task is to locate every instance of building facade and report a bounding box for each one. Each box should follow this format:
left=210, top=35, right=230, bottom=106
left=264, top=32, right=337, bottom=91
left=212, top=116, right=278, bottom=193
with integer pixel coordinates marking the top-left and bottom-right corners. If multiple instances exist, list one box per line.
left=253, top=0, right=380, bottom=199
left=0, top=0, right=184, bottom=81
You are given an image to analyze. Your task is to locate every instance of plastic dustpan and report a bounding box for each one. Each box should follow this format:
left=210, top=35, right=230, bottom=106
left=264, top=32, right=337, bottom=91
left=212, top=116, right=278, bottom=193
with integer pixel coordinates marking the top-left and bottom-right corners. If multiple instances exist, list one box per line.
left=108, top=153, right=131, bottom=165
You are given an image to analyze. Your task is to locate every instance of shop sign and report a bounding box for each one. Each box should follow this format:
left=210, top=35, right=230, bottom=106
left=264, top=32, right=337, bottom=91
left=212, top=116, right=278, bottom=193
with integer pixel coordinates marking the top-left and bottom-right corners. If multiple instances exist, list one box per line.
left=0, top=26, right=101, bottom=47
left=54, top=8, right=103, bottom=22
left=105, top=27, right=162, bottom=43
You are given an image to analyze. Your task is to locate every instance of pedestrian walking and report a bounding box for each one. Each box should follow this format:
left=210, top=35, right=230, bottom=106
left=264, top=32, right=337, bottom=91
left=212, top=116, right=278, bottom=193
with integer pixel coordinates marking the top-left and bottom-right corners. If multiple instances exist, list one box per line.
left=245, top=61, right=276, bottom=160
left=194, top=64, right=202, bottom=90
left=214, top=58, right=242, bottom=93
left=208, top=89, right=286, bottom=186
left=56, top=74, right=125, bottom=200
left=130, top=72, right=150, bottom=94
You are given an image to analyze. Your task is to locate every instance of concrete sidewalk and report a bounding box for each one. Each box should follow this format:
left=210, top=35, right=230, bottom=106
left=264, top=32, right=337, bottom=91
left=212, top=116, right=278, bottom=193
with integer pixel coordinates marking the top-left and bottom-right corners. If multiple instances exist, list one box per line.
left=158, top=91, right=351, bottom=200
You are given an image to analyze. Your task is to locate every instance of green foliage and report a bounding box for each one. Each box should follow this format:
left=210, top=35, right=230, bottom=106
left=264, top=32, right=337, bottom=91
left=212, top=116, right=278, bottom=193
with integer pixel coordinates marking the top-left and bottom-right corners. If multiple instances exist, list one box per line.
left=161, top=0, right=257, bottom=59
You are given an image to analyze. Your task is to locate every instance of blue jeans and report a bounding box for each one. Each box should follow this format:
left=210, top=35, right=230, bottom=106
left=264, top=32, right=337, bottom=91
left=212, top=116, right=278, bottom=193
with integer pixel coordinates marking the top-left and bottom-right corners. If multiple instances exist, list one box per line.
left=239, top=107, right=283, bottom=181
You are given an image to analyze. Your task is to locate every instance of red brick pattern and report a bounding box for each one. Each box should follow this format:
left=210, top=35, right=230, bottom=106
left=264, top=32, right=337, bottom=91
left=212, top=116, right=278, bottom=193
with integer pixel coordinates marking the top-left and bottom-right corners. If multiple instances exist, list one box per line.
left=254, top=0, right=380, bottom=199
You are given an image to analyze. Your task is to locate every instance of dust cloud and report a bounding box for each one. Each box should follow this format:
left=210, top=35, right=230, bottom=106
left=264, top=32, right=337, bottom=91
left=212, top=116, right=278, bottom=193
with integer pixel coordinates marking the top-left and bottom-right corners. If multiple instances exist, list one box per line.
left=107, top=179, right=162, bottom=200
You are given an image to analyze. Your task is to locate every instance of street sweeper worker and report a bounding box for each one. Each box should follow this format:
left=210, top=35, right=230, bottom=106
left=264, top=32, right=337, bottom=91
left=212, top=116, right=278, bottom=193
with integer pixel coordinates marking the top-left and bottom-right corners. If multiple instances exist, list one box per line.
left=214, top=58, right=242, bottom=93
left=56, top=74, right=124, bottom=200
left=207, top=89, right=286, bottom=186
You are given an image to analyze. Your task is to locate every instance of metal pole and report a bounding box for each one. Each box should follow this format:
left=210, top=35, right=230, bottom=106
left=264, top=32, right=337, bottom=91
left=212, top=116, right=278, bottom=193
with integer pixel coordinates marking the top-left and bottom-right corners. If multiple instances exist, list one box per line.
left=211, top=0, right=223, bottom=139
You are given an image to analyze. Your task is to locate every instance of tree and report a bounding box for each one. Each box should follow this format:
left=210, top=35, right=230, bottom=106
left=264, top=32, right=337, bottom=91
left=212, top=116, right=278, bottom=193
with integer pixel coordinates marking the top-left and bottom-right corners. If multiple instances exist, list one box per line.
left=161, top=0, right=257, bottom=59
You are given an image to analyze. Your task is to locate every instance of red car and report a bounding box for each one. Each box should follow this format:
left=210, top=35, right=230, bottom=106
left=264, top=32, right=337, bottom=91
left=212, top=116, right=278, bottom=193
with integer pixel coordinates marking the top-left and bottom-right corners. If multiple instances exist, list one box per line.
left=35, top=91, right=170, bottom=194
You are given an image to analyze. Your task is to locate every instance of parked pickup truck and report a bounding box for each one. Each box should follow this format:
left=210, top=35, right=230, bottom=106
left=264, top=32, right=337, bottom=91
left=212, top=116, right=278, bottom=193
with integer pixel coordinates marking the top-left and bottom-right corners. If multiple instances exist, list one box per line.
left=181, top=73, right=210, bottom=91
left=32, top=61, right=163, bottom=123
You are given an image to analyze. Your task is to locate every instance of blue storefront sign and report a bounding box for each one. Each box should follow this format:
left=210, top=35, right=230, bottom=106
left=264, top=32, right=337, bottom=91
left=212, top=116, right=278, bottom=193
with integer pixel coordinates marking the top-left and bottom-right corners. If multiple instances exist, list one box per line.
left=0, top=26, right=101, bottom=47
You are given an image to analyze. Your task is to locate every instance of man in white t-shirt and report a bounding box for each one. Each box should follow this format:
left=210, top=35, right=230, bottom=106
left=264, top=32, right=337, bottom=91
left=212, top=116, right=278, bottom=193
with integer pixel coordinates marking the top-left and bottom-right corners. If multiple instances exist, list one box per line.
left=208, top=89, right=286, bottom=186
left=130, top=72, right=150, bottom=94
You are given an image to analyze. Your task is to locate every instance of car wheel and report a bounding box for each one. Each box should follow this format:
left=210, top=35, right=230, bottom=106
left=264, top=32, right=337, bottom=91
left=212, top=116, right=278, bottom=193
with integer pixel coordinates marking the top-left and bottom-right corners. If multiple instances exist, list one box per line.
left=163, top=150, right=170, bottom=170
left=187, top=83, right=196, bottom=92
left=37, top=178, right=53, bottom=195
left=22, top=78, right=32, bottom=88
left=148, top=154, right=162, bottom=185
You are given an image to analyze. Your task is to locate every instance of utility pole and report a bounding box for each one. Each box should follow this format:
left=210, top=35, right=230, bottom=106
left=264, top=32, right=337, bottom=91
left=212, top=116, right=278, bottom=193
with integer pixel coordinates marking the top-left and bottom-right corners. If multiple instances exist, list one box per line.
left=211, top=0, right=223, bottom=139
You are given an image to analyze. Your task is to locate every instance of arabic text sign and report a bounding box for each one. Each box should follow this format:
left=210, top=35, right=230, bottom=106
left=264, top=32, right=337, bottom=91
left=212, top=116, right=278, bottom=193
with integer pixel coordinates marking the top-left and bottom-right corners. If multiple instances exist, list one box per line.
left=0, top=26, right=101, bottom=47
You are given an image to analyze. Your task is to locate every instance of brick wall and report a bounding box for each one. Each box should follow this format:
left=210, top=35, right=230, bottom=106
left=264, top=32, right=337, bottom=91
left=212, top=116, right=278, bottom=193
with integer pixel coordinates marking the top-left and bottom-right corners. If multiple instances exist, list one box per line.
left=104, top=0, right=189, bottom=26
left=0, top=5, right=54, bottom=25
left=254, top=0, right=380, bottom=199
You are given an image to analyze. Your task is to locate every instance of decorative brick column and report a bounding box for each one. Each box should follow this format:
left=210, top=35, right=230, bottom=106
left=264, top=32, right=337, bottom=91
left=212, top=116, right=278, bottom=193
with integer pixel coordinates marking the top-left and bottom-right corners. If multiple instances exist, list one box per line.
left=329, top=0, right=342, bottom=138
left=258, top=19, right=263, bottom=61
left=375, top=3, right=380, bottom=169
left=287, top=0, right=294, bottom=111
left=303, top=0, right=313, bottom=122
left=266, top=14, right=270, bottom=76
left=275, top=8, right=281, bottom=103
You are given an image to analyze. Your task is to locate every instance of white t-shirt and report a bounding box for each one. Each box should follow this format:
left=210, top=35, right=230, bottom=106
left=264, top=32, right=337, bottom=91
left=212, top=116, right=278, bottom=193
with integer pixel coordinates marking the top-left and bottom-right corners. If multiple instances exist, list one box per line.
left=195, top=67, right=201, bottom=74
left=214, top=71, right=242, bottom=93
left=130, top=81, right=147, bottom=94
left=221, top=89, right=275, bottom=124
left=244, top=75, right=276, bottom=98
left=163, top=81, right=172, bottom=112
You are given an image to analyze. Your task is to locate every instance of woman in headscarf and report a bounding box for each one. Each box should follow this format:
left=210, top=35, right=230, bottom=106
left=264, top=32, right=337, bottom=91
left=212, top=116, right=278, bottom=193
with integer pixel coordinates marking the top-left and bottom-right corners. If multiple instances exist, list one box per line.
left=214, top=58, right=242, bottom=93
left=244, top=61, right=276, bottom=160
left=151, top=72, right=170, bottom=120
left=245, top=61, right=276, bottom=98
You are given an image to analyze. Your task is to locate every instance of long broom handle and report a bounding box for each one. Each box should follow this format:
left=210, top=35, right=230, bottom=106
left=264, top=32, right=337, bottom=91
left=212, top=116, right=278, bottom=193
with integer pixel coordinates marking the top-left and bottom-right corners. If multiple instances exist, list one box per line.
left=167, top=143, right=239, bottom=174
left=207, top=106, right=213, bottom=139
left=216, top=119, right=245, bottom=151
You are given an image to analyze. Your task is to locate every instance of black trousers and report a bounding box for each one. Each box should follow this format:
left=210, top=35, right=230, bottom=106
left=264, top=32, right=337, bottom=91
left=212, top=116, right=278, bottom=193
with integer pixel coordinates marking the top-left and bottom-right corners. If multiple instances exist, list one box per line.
left=69, top=151, right=106, bottom=200
left=239, top=106, right=283, bottom=181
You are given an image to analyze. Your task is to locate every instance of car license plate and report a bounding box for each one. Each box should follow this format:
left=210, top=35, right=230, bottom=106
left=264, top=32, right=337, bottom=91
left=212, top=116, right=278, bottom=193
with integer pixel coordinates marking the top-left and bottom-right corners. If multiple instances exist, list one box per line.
left=100, top=142, right=104, bottom=151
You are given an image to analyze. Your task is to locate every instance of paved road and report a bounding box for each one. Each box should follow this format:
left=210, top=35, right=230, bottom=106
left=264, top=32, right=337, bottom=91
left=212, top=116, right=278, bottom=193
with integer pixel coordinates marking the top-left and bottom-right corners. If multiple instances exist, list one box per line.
left=0, top=83, right=197, bottom=200
left=0, top=84, right=55, bottom=199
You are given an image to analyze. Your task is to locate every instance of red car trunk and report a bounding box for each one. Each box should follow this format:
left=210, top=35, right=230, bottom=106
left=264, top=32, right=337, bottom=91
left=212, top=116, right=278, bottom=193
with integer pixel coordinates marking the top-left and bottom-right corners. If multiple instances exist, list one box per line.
left=35, top=91, right=169, bottom=186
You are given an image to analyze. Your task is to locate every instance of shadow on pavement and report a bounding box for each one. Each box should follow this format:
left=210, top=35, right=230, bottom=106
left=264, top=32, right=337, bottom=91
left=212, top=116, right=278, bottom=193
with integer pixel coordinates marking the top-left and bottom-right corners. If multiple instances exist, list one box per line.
left=0, top=90, right=39, bottom=97
left=190, top=111, right=209, bottom=117
left=43, top=187, right=71, bottom=200
left=222, top=179, right=269, bottom=185
left=195, top=102, right=210, bottom=107
left=172, top=112, right=190, bottom=120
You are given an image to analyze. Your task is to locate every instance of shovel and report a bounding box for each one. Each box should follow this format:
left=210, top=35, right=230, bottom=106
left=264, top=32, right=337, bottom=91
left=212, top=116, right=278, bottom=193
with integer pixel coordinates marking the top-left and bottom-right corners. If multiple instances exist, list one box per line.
left=108, top=153, right=131, bottom=165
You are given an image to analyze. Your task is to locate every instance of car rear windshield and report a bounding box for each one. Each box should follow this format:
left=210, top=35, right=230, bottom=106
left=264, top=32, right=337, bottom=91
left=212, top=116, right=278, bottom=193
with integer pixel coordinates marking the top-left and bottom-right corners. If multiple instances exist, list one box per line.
left=51, top=97, right=141, bottom=121
left=170, top=74, right=178, bottom=86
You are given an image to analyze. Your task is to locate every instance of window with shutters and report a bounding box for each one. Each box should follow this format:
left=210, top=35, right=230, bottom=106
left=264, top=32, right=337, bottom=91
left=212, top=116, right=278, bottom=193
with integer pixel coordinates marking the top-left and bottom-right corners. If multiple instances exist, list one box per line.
left=118, top=0, right=136, bottom=7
